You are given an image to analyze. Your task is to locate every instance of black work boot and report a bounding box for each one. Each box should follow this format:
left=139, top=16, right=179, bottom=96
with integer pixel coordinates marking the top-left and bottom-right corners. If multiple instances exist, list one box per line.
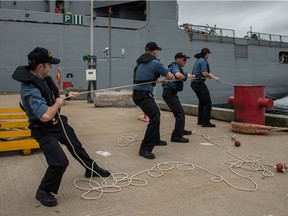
left=36, top=189, right=57, bottom=207
left=155, top=140, right=167, bottom=146
left=201, top=122, right=216, bottom=127
left=183, top=130, right=192, bottom=135
left=85, top=167, right=111, bottom=178
left=139, top=149, right=155, bottom=159
left=171, top=136, right=189, bottom=143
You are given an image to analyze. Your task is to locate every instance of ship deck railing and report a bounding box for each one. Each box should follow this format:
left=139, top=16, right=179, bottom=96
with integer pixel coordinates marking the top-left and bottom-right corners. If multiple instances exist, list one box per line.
left=245, top=31, right=288, bottom=43
left=180, top=23, right=288, bottom=44
left=180, top=23, right=235, bottom=38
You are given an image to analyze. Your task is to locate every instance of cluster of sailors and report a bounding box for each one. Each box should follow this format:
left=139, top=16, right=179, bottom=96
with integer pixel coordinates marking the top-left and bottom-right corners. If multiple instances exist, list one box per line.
left=12, top=43, right=220, bottom=207
left=133, top=42, right=220, bottom=159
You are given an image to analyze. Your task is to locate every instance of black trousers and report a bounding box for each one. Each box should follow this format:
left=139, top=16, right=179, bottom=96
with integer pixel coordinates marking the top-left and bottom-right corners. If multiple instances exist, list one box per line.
left=31, top=115, right=96, bottom=194
left=132, top=91, right=160, bottom=153
left=191, top=82, right=212, bottom=125
left=162, top=88, right=185, bottom=138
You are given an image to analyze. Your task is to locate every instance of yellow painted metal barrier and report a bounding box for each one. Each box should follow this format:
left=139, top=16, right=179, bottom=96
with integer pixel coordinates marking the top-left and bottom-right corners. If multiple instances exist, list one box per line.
left=0, top=108, right=39, bottom=155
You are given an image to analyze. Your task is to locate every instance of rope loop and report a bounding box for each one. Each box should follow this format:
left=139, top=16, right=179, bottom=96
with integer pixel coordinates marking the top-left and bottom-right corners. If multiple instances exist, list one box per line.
left=56, top=109, right=278, bottom=200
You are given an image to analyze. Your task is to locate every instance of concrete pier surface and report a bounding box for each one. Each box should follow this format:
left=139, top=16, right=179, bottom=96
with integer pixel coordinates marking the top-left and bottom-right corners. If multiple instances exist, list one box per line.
left=0, top=94, right=287, bottom=216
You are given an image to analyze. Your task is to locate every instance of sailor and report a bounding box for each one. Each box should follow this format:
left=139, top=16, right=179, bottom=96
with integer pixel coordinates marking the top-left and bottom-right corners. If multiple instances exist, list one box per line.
left=162, top=52, right=193, bottom=143
left=12, top=47, right=110, bottom=207
left=132, top=42, right=175, bottom=159
left=191, top=47, right=220, bottom=127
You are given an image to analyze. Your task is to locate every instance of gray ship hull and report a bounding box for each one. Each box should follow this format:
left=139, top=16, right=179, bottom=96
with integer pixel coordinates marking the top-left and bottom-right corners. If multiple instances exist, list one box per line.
left=1, top=1, right=288, bottom=105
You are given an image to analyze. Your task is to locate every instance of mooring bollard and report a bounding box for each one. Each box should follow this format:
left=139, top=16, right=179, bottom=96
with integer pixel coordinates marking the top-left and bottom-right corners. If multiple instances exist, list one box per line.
left=228, top=85, right=273, bottom=125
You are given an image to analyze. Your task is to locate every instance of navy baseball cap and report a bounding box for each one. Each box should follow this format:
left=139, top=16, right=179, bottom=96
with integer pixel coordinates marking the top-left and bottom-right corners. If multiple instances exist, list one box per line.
left=201, top=47, right=211, bottom=54
left=145, top=42, right=162, bottom=51
left=174, top=52, right=190, bottom=61
left=28, top=47, right=60, bottom=65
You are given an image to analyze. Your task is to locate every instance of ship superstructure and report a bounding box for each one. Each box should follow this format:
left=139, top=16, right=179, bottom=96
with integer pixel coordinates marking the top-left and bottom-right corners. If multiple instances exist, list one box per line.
left=0, top=0, right=287, bottom=105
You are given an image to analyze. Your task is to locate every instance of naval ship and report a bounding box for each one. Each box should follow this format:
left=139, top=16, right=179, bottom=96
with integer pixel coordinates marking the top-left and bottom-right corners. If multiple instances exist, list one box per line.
left=0, top=0, right=288, bottom=106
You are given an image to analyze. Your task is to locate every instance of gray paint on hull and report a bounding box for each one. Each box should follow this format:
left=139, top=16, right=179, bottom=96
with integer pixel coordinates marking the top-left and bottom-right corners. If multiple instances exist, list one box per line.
left=0, top=1, right=288, bottom=105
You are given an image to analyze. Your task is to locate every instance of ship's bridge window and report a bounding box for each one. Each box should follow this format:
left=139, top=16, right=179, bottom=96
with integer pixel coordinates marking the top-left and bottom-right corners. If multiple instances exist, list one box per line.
left=55, top=0, right=65, bottom=14
left=95, top=1, right=146, bottom=21
left=279, top=52, right=288, bottom=64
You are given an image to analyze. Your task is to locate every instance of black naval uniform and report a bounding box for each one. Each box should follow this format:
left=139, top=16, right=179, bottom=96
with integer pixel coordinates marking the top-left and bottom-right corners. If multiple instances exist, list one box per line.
left=132, top=54, right=169, bottom=155
left=162, top=62, right=188, bottom=139
left=12, top=66, right=109, bottom=195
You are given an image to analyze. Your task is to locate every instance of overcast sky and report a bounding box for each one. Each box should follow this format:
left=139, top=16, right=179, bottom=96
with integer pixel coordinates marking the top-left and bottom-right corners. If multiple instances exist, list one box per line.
left=177, top=1, right=288, bottom=38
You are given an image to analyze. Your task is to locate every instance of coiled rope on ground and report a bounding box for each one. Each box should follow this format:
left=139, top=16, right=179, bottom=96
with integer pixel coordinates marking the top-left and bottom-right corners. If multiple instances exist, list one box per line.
left=59, top=78, right=277, bottom=200
left=70, top=130, right=276, bottom=200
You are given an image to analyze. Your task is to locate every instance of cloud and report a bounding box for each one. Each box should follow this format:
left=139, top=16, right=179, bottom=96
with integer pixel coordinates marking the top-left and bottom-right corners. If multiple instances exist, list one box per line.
left=178, top=1, right=288, bottom=37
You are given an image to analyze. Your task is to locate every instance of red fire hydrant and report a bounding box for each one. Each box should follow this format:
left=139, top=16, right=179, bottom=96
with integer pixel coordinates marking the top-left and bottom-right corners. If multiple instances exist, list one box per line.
left=228, top=85, right=273, bottom=125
